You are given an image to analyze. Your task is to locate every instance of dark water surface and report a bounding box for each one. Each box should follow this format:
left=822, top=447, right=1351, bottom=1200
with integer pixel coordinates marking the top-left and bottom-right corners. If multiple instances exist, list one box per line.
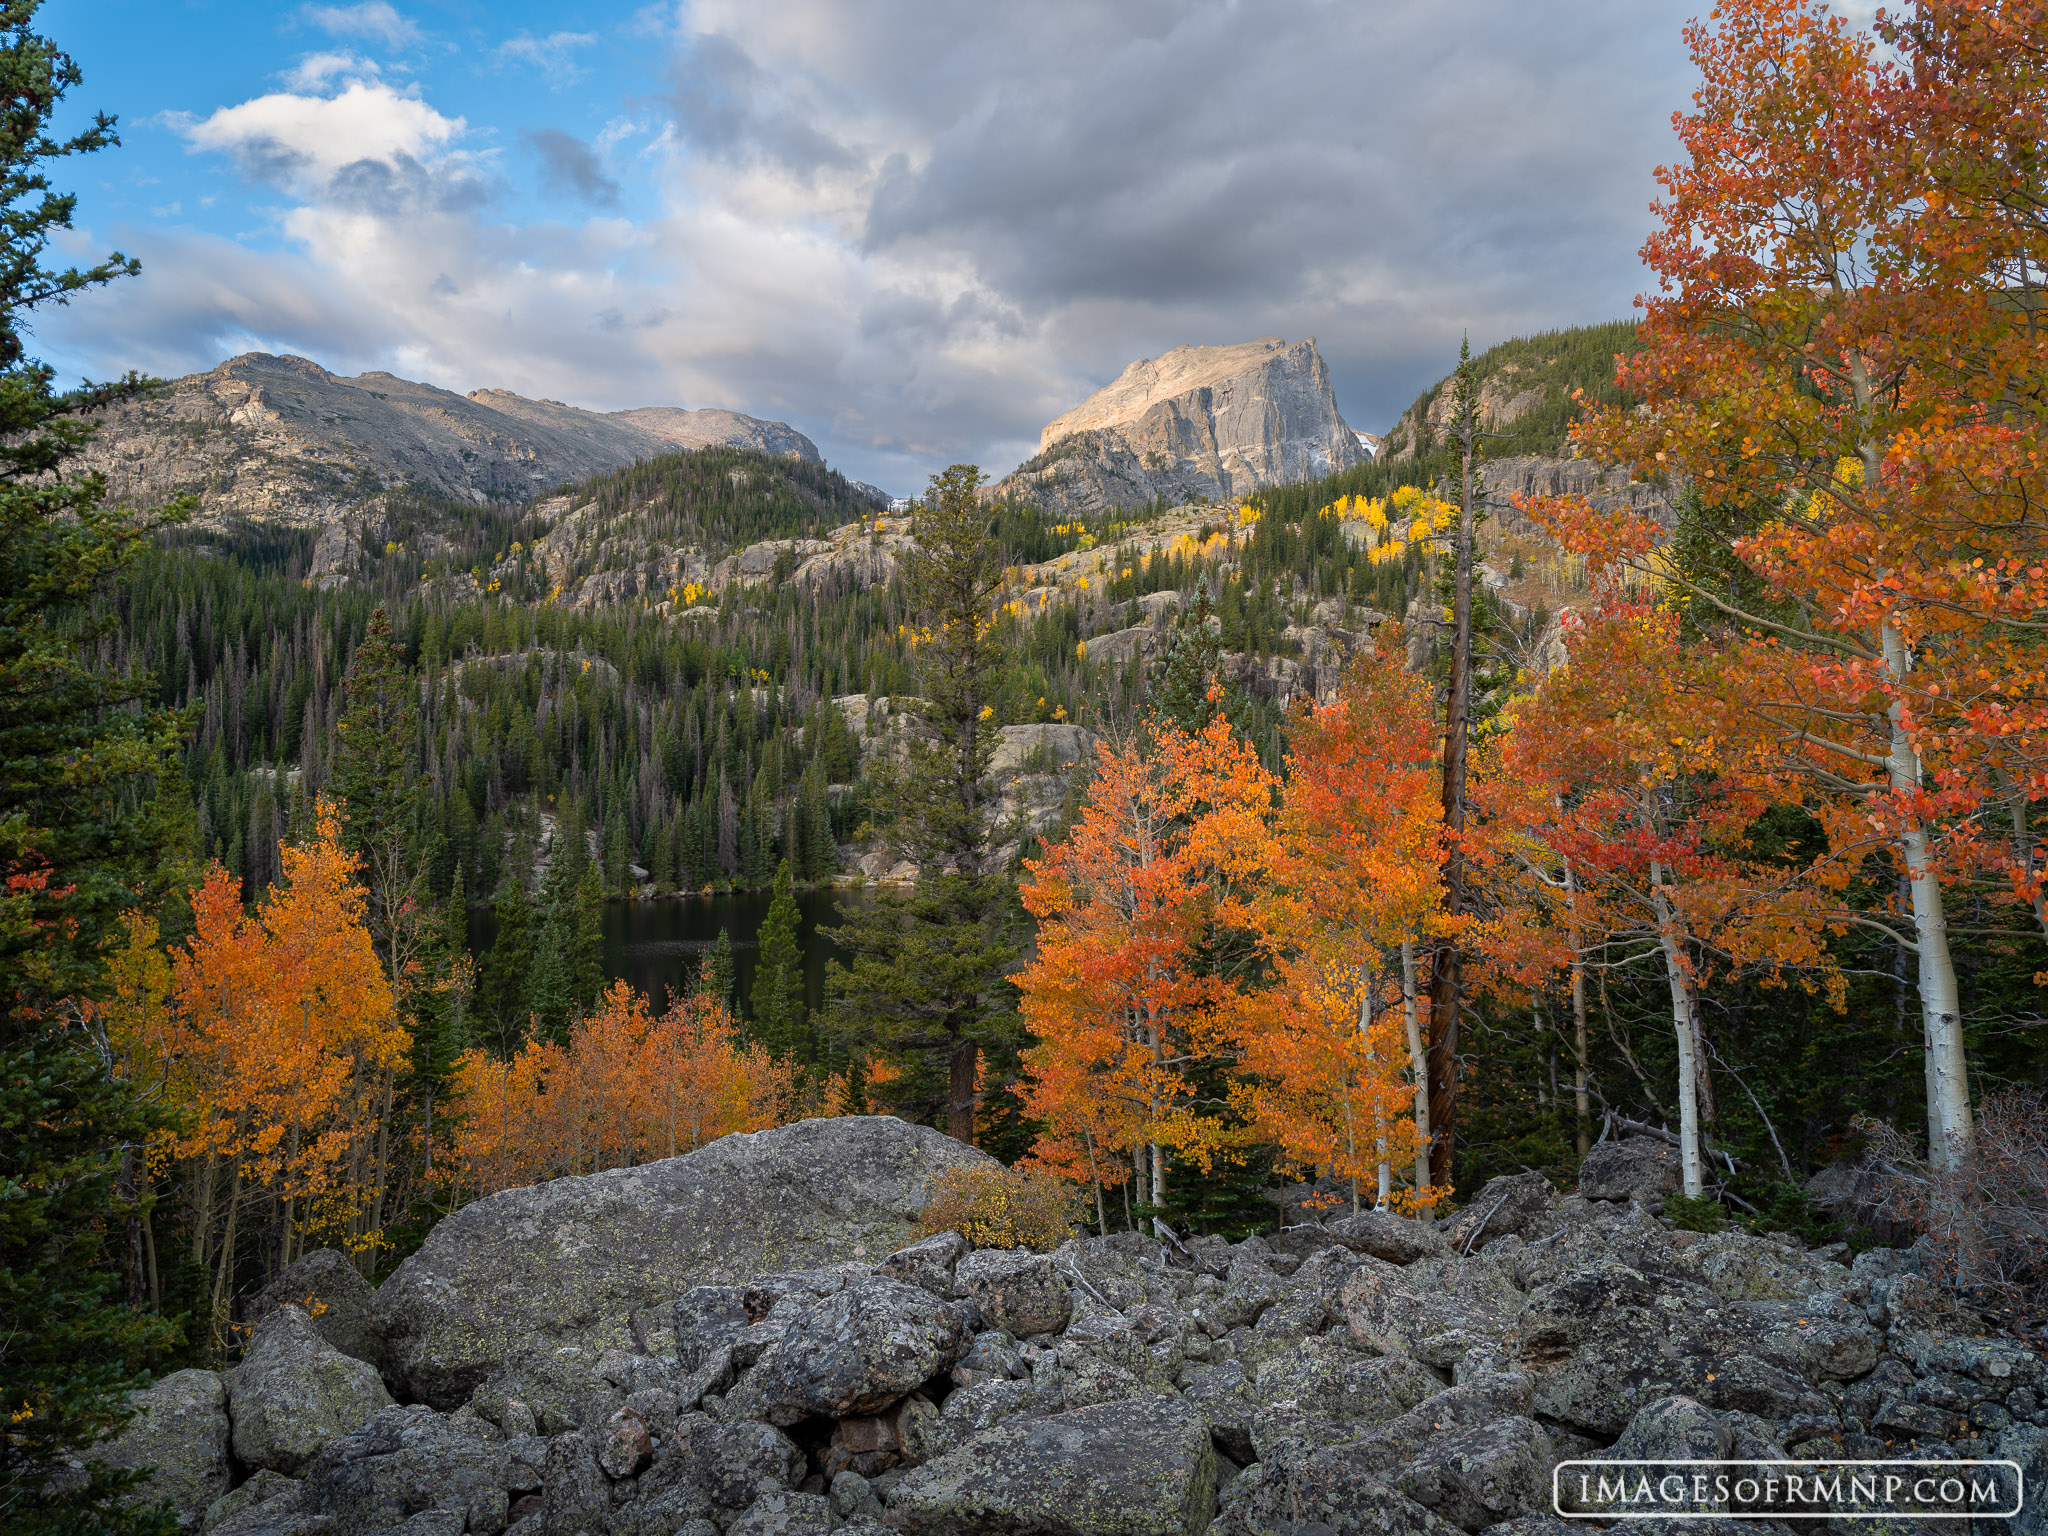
left=469, top=888, right=869, bottom=1014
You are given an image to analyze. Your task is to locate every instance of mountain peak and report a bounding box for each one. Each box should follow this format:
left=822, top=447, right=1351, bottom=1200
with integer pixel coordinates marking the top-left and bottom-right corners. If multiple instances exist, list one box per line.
left=996, top=337, right=1366, bottom=515
left=81, top=355, right=822, bottom=525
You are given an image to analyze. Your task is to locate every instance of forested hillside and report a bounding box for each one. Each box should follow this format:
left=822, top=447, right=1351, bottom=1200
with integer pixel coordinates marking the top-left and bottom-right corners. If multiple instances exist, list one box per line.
left=1382, top=320, right=1640, bottom=461
left=48, top=277, right=2048, bottom=1417
left=124, top=442, right=1461, bottom=917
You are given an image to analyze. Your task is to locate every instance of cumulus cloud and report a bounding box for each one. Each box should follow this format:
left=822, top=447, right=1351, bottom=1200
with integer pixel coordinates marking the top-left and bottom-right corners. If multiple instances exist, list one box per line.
left=526, top=128, right=622, bottom=207
left=300, top=2, right=421, bottom=50
left=177, top=80, right=466, bottom=193
left=282, top=51, right=380, bottom=91
left=50, top=0, right=1702, bottom=493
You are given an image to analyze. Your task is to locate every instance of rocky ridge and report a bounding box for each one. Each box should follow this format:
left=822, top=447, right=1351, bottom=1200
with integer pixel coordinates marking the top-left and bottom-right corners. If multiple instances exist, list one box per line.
left=83, top=353, right=823, bottom=528
left=993, top=339, right=1370, bottom=517
left=90, top=1121, right=2048, bottom=1536
left=516, top=506, right=909, bottom=614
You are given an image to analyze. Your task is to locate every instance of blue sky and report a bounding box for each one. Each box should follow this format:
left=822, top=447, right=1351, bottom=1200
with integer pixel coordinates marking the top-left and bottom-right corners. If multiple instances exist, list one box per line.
left=50, top=1, right=675, bottom=249
left=41, top=0, right=1701, bottom=494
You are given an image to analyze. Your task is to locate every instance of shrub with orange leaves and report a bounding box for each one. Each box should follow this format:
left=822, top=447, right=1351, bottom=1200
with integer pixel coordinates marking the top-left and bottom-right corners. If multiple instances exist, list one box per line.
left=915, top=1163, right=1084, bottom=1252
left=439, top=981, right=795, bottom=1197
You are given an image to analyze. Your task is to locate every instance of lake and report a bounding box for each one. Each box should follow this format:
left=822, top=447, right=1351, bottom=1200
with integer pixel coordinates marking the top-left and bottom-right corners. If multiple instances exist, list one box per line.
left=468, top=887, right=869, bottom=1014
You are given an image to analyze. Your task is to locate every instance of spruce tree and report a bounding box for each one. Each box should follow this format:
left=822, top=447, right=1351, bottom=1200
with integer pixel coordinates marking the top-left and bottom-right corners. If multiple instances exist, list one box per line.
left=799, top=764, right=835, bottom=882
left=1427, top=333, right=1482, bottom=1194
left=481, top=878, right=534, bottom=1053
left=525, top=894, right=574, bottom=1042
left=407, top=866, right=475, bottom=1181
left=0, top=6, right=183, bottom=1528
left=750, top=860, right=807, bottom=1060
left=825, top=466, right=1022, bottom=1144
left=332, top=607, right=423, bottom=997
left=602, top=810, right=629, bottom=894
left=700, top=927, right=736, bottom=1009
left=570, top=862, right=605, bottom=1011
left=1148, top=573, right=1250, bottom=735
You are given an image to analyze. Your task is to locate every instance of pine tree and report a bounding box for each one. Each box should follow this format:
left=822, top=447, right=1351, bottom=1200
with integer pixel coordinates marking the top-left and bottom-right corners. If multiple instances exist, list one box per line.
left=525, top=907, right=574, bottom=1042
left=603, top=810, right=629, bottom=895
left=332, top=607, right=424, bottom=999
left=700, top=928, right=736, bottom=1009
left=750, top=860, right=807, bottom=1060
left=0, top=6, right=184, bottom=1528
left=570, top=862, right=605, bottom=1011
left=1427, top=335, right=1481, bottom=1194
left=1148, top=573, right=1248, bottom=736
left=800, top=763, right=835, bottom=882
left=482, top=877, right=535, bottom=1052
left=825, top=465, right=1023, bottom=1144
left=782, top=791, right=805, bottom=890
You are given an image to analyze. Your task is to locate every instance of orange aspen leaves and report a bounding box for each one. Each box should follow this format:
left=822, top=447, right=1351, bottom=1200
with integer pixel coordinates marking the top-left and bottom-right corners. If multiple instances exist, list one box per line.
left=1016, top=717, right=1275, bottom=1192
left=439, top=981, right=795, bottom=1197
left=105, top=805, right=409, bottom=1264
left=1237, top=644, right=1450, bottom=1197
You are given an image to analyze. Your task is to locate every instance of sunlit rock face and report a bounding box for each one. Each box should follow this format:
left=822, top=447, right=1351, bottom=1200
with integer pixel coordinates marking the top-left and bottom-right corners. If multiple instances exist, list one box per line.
left=994, top=337, right=1369, bottom=516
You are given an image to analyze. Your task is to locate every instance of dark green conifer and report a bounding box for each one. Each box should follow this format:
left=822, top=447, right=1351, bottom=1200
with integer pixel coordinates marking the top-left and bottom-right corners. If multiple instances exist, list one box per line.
left=700, top=927, right=736, bottom=1010
left=332, top=607, right=422, bottom=992
left=1147, top=573, right=1248, bottom=735
left=570, top=862, right=605, bottom=1010
left=825, top=466, right=1023, bottom=1145
left=602, top=810, right=629, bottom=894
left=482, top=876, right=534, bottom=1052
left=799, top=764, right=835, bottom=882
left=750, top=859, right=807, bottom=1060
left=0, top=6, right=185, bottom=1527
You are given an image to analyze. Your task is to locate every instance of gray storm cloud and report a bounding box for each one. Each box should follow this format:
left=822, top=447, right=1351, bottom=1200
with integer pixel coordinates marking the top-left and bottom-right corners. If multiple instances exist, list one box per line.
left=47, top=0, right=1694, bottom=493
left=525, top=128, right=623, bottom=208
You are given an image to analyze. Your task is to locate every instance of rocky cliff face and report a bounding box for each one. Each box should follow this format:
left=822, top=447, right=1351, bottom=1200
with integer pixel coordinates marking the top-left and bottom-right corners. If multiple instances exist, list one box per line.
left=80, top=352, right=822, bottom=527
left=1478, top=454, right=1678, bottom=537
left=994, top=338, right=1368, bottom=516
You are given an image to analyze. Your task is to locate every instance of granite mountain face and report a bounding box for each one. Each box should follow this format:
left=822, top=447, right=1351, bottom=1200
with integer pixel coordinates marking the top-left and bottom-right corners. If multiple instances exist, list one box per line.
left=993, top=337, right=1370, bottom=516
left=81, top=352, right=823, bottom=528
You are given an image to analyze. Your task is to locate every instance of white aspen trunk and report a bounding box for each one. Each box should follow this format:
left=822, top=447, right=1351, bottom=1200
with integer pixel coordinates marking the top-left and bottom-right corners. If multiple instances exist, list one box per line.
left=1572, top=946, right=1589, bottom=1163
left=1650, top=862, right=1705, bottom=1199
left=1401, top=941, right=1428, bottom=1197
left=1881, top=620, right=1973, bottom=1168
left=2000, top=776, right=2048, bottom=944
left=1362, top=981, right=1389, bottom=1207
left=1849, top=351, right=1973, bottom=1170
left=1084, top=1132, right=1108, bottom=1235
left=1568, top=860, right=1592, bottom=1158
left=1344, top=1091, right=1358, bottom=1217
left=1145, top=998, right=1168, bottom=1209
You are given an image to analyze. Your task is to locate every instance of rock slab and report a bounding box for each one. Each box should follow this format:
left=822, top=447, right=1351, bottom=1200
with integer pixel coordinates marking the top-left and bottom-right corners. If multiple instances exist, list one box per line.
left=249, top=1248, right=380, bottom=1365
left=229, top=1305, right=393, bottom=1476
left=373, top=1116, right=993, bottom=1408
left=891, top=1396, right=1219, bottom=1536
left=97, top=1368, right=232, bottom=1529
left=725, top=1278, right=970, bottom=1425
